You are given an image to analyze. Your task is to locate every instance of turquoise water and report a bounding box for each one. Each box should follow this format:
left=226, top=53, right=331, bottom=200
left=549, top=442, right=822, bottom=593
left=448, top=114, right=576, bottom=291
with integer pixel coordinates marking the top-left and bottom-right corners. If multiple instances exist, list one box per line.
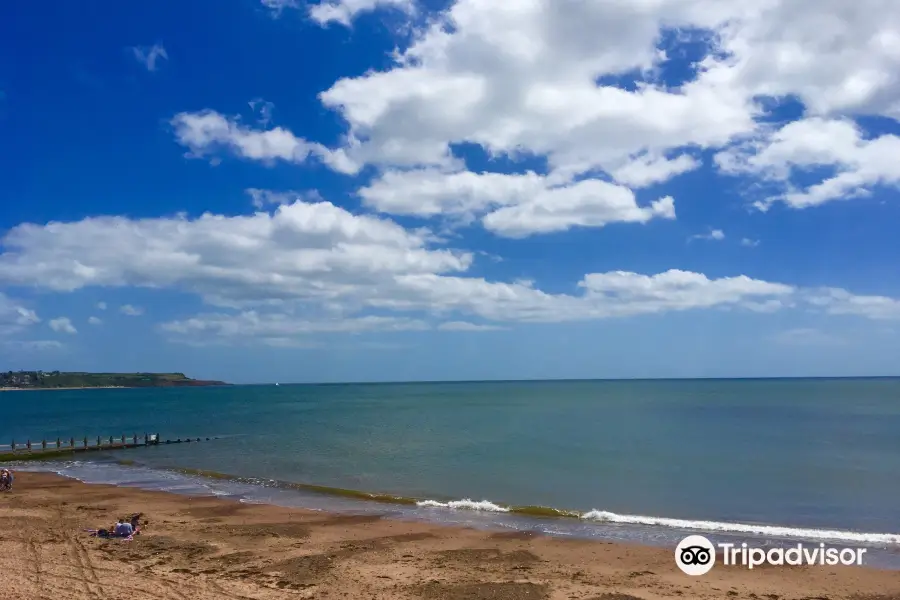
left=3, top=379, right=900, bottom=563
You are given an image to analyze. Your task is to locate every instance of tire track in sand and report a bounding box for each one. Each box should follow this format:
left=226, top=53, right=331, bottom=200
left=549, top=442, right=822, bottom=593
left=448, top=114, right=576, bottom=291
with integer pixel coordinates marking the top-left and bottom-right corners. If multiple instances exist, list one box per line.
left=69, top=534, right=105, bottom=600
left=25, top=535, right=49, bottom=599
left=209, top=579, right=265, bottom=600
left=0, top=554, right=161, bottom=600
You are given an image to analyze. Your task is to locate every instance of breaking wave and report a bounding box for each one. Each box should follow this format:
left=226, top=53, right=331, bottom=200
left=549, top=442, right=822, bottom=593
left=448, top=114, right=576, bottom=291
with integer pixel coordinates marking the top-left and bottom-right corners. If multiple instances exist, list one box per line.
left=9, top=459, right=900, bottom=548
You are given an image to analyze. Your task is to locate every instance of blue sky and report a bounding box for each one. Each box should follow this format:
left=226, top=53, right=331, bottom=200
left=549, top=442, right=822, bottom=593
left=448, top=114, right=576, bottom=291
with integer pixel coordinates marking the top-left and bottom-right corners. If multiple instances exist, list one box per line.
left=2, top=0, right=900, bottom=383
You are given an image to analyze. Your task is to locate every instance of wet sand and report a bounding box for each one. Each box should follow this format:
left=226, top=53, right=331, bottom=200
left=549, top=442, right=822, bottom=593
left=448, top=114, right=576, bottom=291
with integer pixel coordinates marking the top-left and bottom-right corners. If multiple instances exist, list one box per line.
left=1, top=472, right=898, bottom=600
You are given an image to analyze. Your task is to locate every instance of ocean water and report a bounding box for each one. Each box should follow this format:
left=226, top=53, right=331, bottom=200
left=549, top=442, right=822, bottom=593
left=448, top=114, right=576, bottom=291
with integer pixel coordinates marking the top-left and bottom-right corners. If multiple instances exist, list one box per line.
left=3, top=379, right=900, bottom=566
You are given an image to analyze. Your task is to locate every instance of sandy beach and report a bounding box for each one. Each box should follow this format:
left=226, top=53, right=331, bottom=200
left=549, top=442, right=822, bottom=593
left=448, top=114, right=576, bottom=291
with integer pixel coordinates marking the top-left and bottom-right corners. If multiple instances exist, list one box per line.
left=0, top=473, right=897, bottom=600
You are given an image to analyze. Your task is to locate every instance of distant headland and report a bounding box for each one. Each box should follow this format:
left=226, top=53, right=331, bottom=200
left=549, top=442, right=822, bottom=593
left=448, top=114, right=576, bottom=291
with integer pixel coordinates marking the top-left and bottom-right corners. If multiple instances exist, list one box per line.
left=0, top=370, right=229, bottom=390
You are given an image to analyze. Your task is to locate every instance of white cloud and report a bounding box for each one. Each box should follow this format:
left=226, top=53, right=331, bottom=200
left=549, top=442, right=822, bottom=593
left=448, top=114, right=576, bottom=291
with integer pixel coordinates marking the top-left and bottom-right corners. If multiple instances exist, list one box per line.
left=16, top=307, right=40, bottom=324
left=577, top=270, right=792, bottom=317
left=320, top=0, right=897, bottom=215
left=317, top=0, right=756, bottom=178
left=606, top=153, right=701, bottom=189
left=248, top=98, right=275, bottom=126
left=360, top=169, right=675, bottom=236
left=131, top=43, right=168, bottom=72
left=309, top=0, right=414, bottom=26
left=96, top=301, right=107, bottom=310
left=689, top=229, right=725, bottom=242
left=483, top=188, right=674, bottom=238
left=119, top=305, right=144, bottom=316
left=170, top=110, right=358, bottom=173
left=0, top=199, right=469, bottom=307
left=247, top=188, right=322, bottom=210
left=175, top=0, right=900, bottom=231
left=804, top=288, right=900, bottom=321
left=741, top=238, right=760, bottom=247
left=437, top=321, right=504, bottom=331
left=88, top=316, right=103, bottom=325
left=260, top=0, right=299, bottom=17
left=49, top=317, right=77, bottom=335
left=716, top=118, right=900, bottom=210
left=702, top=1, right=900, bottom=118
left=1, top=202, right=899, bottom=347
left=0, top=293, right=40, bottom=335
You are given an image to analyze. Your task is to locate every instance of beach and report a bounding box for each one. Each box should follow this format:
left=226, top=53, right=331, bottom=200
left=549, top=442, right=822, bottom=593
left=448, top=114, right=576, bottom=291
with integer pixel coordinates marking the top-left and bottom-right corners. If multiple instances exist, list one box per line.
left=1, top=472, right=898, bottom=600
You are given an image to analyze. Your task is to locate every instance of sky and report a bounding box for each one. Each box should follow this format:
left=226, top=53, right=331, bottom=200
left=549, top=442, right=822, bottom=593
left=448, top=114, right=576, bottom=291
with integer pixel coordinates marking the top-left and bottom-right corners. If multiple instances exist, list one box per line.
left=2, top=0, right=900, bottom=383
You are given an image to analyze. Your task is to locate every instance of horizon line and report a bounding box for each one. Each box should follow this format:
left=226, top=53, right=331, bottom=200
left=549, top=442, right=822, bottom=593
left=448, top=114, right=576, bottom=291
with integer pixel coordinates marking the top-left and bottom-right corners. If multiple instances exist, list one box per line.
left=240, top=375, right=900, bottom=386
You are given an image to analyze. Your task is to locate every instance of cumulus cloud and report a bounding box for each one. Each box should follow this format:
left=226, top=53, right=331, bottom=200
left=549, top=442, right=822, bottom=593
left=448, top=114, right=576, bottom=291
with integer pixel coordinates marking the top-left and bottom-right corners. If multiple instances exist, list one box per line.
left=1, top=199, right=898, bottom=346
left=49, top=317, right=77, bottom=334
left=716, top=118, right=900, bottom=210
left=359, top=169, right=675, bottom=236
left=170, top=110, right=358, bottom=173
left=0, top=199, right=470, bottom=307
left=131, top=43, right=168, bottom=72
left=741, top=238, right=760, bottom=247
left=88, top=316, right=103, bottom=325
left=606, top=153, right=702, bottom=189
left=119, top=305, right=144, bottom=316
left=161, top=0, right=900, bottom=242
left=317, top=0, right=756, bottom=177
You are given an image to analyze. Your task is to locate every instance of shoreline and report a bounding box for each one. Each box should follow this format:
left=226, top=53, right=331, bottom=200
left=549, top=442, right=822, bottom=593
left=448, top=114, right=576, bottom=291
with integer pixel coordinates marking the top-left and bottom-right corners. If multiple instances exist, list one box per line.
left=1, top=473, right=898, bottom=599
left=12, top=461, right=900, bottom=553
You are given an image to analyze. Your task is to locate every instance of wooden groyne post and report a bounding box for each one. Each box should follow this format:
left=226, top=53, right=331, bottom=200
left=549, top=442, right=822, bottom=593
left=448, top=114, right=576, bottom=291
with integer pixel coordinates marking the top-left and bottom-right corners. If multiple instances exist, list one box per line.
left=0, top=432, right=220, bottom=462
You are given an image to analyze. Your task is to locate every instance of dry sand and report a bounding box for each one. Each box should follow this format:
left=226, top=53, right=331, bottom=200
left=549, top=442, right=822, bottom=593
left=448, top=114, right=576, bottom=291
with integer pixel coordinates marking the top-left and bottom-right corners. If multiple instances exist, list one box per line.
left=1, top=472, right=898, bottom=600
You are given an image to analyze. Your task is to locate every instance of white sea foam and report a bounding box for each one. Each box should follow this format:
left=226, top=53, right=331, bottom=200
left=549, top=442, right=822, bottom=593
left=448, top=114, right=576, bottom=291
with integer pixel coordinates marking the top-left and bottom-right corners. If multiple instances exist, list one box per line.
left=581, top=510, right=900, bottom=545
left=416, top=499, right=510, bottom=512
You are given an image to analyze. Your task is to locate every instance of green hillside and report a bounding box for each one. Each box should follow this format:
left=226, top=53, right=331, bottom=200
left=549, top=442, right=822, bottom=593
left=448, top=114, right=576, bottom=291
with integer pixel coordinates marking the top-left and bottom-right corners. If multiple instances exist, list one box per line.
left=0, top=371, right=228, bottom=389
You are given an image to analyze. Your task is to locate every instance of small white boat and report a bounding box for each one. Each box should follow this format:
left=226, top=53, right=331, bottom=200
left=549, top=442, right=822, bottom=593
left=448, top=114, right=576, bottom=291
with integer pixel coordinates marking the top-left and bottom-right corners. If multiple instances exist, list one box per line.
left=275, top=383, right=280, bottom=386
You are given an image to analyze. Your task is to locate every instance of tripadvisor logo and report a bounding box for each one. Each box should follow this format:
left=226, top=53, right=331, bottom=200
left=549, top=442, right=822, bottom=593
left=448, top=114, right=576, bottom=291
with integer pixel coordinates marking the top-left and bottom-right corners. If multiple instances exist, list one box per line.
left=675, top=535, right=867, bottom=575
left=676, top=535, right=716, bottom=576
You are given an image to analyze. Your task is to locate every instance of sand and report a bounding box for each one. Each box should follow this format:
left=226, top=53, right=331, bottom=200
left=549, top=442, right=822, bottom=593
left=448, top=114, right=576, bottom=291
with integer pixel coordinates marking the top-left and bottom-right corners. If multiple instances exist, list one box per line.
left=1, top=472, right=898, bottom=600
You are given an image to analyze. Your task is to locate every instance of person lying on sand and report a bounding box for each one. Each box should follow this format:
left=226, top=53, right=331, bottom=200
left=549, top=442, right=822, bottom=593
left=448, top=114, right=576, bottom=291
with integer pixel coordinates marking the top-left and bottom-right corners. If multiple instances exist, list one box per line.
left=88, top=514, right=145, bottom=539
left=114, top=518, right=134, bottom=537
left=89, top=518, right=134, bottom=539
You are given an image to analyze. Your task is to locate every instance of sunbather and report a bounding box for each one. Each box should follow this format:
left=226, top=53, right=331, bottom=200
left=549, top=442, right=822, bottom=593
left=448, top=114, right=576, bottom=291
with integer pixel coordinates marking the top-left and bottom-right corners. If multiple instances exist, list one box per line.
left=113, top=519, right=134, bottom=537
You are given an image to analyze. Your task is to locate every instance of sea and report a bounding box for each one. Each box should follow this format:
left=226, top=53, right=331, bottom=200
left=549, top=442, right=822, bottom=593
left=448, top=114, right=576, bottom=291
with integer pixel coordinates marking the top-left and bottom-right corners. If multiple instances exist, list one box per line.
left=3, top=378, right=900, bottom=567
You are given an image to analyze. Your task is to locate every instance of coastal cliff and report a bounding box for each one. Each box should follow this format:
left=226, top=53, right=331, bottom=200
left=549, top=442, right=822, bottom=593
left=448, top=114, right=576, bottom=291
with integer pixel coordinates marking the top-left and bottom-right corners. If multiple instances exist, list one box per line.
left=0, top=370, right=229, bottom=389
